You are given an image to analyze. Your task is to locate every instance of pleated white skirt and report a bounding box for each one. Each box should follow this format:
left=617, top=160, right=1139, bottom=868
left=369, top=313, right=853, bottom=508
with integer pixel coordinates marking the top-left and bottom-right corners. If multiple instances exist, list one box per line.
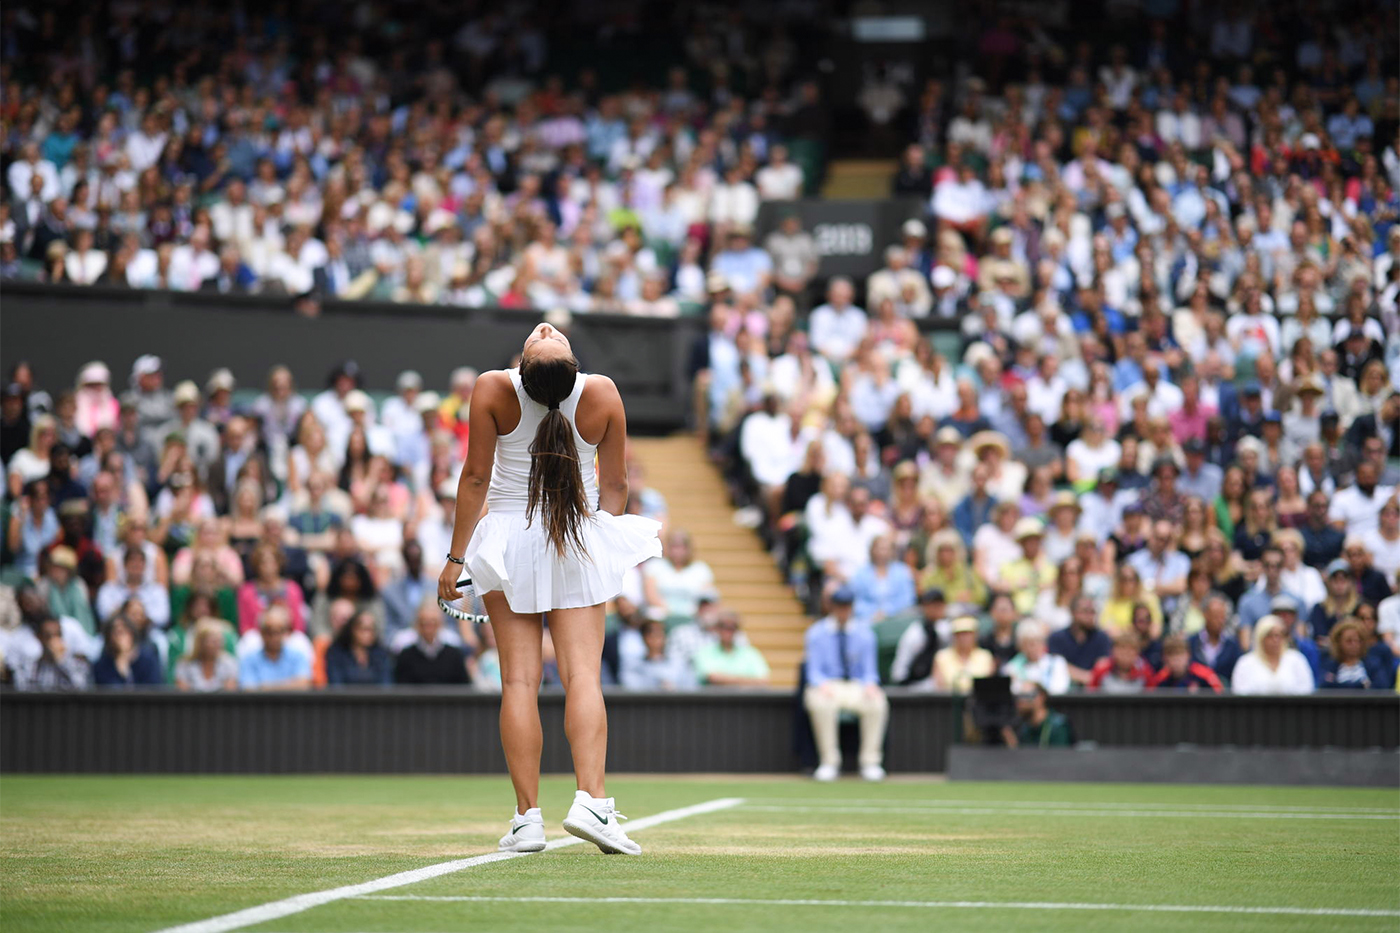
left=464, top=509, right=663, bottom=614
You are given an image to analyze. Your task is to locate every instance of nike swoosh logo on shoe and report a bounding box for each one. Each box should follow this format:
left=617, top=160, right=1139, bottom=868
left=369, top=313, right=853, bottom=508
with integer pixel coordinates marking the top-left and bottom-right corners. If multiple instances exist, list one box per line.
left=582, top=806, right=609, bottom=825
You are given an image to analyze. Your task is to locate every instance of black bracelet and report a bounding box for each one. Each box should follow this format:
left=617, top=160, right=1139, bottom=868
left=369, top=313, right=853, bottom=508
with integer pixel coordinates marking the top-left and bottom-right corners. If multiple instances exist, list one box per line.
left=445, top=554, right=465, bottom=565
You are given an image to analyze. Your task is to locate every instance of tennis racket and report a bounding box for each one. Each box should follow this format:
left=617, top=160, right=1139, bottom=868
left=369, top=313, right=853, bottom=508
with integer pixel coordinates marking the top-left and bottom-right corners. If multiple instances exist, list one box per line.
left=438, top=575, right=490, bottom=624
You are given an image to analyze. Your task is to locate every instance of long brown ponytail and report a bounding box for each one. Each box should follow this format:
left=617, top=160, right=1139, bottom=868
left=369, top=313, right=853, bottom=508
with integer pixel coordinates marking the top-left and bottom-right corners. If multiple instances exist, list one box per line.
left=520, top=353, right=588, bottom=557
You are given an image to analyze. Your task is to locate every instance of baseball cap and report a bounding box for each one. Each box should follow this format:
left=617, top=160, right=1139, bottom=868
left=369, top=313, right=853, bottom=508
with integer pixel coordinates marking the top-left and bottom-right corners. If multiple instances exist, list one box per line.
left=396, top=370, right=423, bottom=392
left=830, top=587, right=856, bottom=606
left=1326, top=558, right=1350, bottom=577
left=1263, top=411, right=1282, bottom=424
left=414, top=391, right=441, bottom=413
left=931, top=265, right=957, bottom=289
left=902, top=219, right=927, bottom=239
left=934, top=426, right=964, bottom=446
left=1269, top=594, right=1299, bottom=614
left=918, top=588, right=946, bottom=605
left=1241, top=381, right=1262, bottom=397
left=1183, top=438, right=1205, bottom=455
left=1098, top=467, right=1120, bottom=484
left=951, top=616, right=979, bottom=635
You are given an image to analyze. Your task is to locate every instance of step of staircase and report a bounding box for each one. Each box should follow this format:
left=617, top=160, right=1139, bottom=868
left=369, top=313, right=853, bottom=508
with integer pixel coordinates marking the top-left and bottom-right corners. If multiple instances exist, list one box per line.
left=821, top=159, right=898, bottom=200
left=629, top=434, right=811, bottom=687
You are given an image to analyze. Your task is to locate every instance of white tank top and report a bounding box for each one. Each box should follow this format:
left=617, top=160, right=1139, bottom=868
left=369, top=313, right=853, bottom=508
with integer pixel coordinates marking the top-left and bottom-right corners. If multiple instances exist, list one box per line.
left=485, top=368, right=599, bottom=513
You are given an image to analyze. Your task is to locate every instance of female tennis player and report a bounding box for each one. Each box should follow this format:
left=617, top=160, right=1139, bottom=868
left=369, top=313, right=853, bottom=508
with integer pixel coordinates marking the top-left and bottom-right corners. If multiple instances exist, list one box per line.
left=438, top=322, right=661, bottom=856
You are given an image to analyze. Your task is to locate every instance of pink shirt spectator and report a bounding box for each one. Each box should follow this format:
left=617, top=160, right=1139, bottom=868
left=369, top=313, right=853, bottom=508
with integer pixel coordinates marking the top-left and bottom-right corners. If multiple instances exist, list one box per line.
left=236, top=579, right=307, bottom=634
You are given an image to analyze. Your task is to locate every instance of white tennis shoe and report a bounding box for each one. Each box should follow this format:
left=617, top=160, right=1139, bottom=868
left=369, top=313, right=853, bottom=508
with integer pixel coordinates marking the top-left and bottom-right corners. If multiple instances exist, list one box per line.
left=562, top=790, right=642, bottom=855
left=498, top=807, right=546, bottom=853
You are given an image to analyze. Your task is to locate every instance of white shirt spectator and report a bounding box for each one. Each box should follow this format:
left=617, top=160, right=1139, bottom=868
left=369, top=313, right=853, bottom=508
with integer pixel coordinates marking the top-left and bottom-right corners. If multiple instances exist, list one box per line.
left=1118, top=378, right=1185, bottom=420
left=755, top=161, right=803, bottom=201
left=65, top=248, right=108, bottom=285
left=1329, top=485, right=1395, bottom=536
left=1230, top=650, right=1315, bottom=695
left=1225, top=311, right=1281, bottom=359
left=168, top=244, right=219, bottom=292
left=740, top=410, right=808, bottom=488
left=808, top=303, right=868, bottom=364
left=932, top=176, right=987, bottom=225
left=8, top=157, right=61, bottom=202
left=125, top=128, right=168, bottom=172
left=1361, top=528, right=1400, bottom=581
left=709, top=179, right=759, bottom=227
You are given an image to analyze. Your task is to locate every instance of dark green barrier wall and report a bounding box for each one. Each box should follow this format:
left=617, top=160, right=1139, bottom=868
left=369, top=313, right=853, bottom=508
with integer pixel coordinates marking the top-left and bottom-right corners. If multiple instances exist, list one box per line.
left=2, top=690, right=1394, bottom=774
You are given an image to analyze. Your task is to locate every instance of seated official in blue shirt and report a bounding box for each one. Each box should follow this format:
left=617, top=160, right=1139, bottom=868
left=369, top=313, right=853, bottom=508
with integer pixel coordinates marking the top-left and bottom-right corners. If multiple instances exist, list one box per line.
left=238, top=605, right=312, bottom=691
left=803, top=587, right=888, bottom=783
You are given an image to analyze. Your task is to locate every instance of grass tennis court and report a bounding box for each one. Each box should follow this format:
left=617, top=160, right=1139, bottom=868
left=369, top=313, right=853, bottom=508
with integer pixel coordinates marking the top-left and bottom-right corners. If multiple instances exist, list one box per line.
left=2, top=775, right=1396, bottom=933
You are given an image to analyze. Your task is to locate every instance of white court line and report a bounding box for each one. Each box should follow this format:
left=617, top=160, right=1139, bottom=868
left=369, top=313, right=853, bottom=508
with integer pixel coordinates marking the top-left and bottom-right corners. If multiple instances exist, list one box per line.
left=150, top=797, right=745, bottom=933
left=739, top=805, right=1398, bottom=820
left=746, top=798, right=1399, bottom=813
left=354, top=895, right=1400, bottom=918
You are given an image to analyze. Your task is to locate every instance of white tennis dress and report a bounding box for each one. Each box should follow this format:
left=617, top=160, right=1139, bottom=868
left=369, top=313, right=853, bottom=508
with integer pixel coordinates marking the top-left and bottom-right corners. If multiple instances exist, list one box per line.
left=463, top=368, right=663, bottom=614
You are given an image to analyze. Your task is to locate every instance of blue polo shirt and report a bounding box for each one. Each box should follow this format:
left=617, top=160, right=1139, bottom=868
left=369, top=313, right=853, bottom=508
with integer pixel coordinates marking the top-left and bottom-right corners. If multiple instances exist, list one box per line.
left=239, top=648, right=311, bottom=689
left=1047, top=625, right=1114, bottom=672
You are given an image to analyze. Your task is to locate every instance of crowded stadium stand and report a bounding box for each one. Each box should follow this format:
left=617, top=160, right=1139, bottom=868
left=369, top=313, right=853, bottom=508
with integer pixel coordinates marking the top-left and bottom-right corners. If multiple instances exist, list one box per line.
left=1, top=0, right=1398, bottom=747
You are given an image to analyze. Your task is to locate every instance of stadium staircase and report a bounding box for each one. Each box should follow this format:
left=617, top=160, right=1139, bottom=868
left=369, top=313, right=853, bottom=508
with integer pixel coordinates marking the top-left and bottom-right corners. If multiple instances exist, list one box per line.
left=628, top=435, right=809, bottom=688
left=820, top=159, right=898, bottom=199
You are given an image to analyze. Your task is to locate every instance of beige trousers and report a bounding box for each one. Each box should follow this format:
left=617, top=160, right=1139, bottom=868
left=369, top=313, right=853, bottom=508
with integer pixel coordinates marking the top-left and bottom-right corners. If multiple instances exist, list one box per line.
left=803, top=680, right=889, bottom=768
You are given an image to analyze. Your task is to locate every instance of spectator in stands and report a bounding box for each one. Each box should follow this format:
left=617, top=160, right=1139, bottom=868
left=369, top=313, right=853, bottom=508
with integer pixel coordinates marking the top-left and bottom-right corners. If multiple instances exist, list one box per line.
left=803, top=587, right=888, bottom=782
left=643, top=530, right=716, bottom=624
left=1099, top=564, right=1163, bottom=638
left=850, top=536, right=916, bottom=624
left=890, top=588, right=947, bottom=688
left=1301, top=490, right=1347, bottom=570
left=1003, top=620, right=1071, bottom=696
left=238, top=605, right=311, bottom=691
left=236, top=543, right=306, bottom=636
left=1237, top=546, right=1299, bottom=638
left=1150, top=635, right=1224, bottom=693
left=1342, top=537, right=1395, bottom=606
left=38, top=546, right=95, bottom=640
left=173, top=617, right=239, bottom=693
left=1088, top=633, right=1155, bottom=693
left=694, top=610, right=770, bottom=687
left=324, top=609, right=393, bottom=687
left=998, top=518, right=1055, bottom=615
left=1308, top=559, right=1365, bottom=650
left=1006, top=684, right=1074, bottom=749
left=919, top=529, right=986, bottom=613
left=95, top=547, right=170, bottom=630
left=1049, top=595, right=1114, bottom=688
left=1319, top=619, right=1393, bottom=690
left=7, top=479, right=59, bottom=579
left=620, top=620, right=692, bottom=691
left=91, top=615, right=163, bottom=687
left=980, top=592, right=1020, bottom=667
left=808, top=278, right=867, bottom=365
left=11, top=615, right=89, bottom=691
left=1188, top=595, right=1245, bottom=686
left=394, top=599, right=472, bottom=686
left=1231, top=615, right=1316, bottom=696
left=933, top=616, right=997, bottom=694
